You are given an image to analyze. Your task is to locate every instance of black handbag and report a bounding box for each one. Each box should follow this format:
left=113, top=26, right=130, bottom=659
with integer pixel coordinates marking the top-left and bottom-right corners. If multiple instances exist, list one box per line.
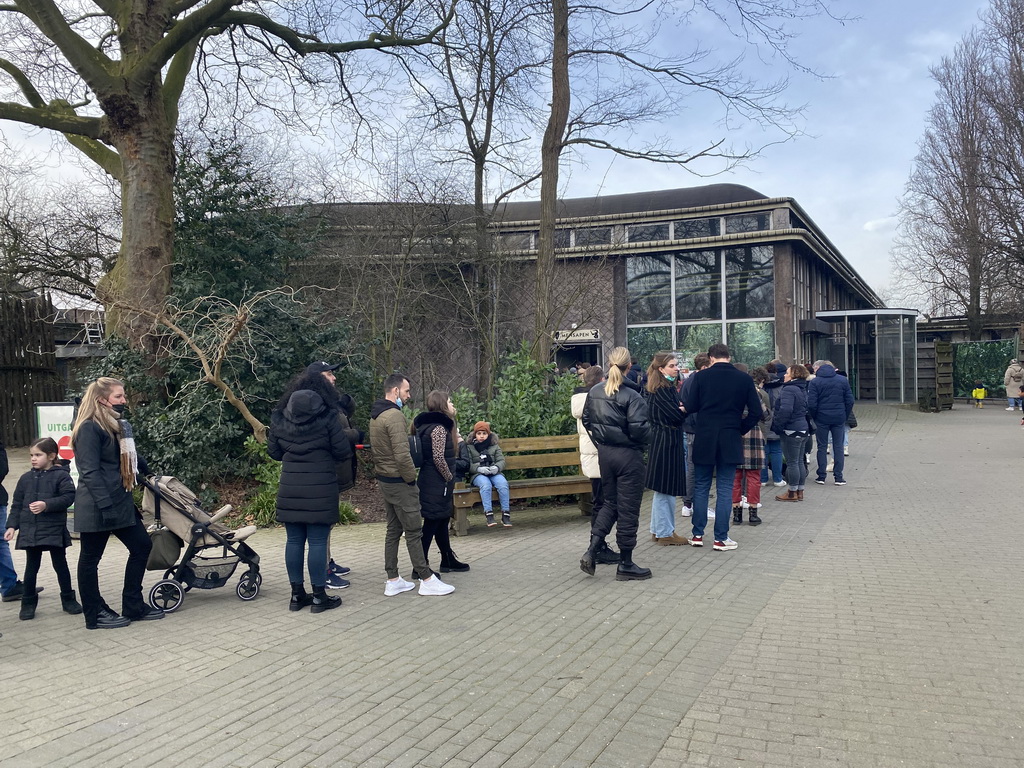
left=847, top=411, right=858, bottom=429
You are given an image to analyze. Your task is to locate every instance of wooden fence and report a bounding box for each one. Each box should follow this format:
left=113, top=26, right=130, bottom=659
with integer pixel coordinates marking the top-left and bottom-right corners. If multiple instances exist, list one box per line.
left=0, top=293, right=65, bottom=446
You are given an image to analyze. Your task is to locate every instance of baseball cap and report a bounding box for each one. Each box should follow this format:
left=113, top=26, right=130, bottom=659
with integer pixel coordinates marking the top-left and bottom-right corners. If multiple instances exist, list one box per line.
left=306, top=361, right=341, bottom=374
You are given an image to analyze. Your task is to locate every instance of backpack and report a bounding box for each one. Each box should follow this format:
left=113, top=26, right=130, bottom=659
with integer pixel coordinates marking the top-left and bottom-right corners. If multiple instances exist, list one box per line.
left=408, top=434, right=424, bottom=469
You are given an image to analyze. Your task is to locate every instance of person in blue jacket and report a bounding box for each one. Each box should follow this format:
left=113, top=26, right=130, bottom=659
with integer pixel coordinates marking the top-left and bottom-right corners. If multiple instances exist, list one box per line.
left=807, top=360, right=854, bottom=486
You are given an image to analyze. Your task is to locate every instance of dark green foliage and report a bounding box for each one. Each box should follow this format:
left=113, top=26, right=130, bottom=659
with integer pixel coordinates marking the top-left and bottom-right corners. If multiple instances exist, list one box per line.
left=86, top=138, right=368, bottom=498
left=953, top=339, right=1015, bottom=397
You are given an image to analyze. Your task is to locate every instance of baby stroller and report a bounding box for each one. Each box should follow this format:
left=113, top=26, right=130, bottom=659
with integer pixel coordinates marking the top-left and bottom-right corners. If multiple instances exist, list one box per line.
left=142, top=476, right=261, bottom=613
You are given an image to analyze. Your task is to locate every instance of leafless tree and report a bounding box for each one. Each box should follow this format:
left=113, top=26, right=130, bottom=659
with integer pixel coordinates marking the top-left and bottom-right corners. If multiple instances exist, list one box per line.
left=0, top=0, right=452, bottom=345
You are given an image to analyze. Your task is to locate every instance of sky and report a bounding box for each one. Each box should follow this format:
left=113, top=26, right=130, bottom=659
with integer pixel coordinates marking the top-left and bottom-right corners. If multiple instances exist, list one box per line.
left=558, top=0, right=991, bottom=303
left=0, top=0, right=991, bottom=307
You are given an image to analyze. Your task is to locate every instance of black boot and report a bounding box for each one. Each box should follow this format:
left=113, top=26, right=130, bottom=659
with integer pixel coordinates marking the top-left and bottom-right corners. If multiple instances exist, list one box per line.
left=594, top=540, right=621, bottom=564
left=61, top=590, right=83, bottom=615
left=19, top=595, right=38, bottom=621
left=580, top=534, right=602, bottom=576
left=440, top=549, right=470, bottom=573
left=732, top=505, right=743, bottom=524
left=615, top=548, right=652, bottom=581
left=289, top=582, right=314, bottom=612
left=748, top=507, right=762, bottom=526
left=310, top=586, right=341, bottom=613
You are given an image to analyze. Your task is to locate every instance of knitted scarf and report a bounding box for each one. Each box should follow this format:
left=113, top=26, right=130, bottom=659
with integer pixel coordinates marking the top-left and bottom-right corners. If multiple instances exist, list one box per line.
left=118, top=418, right=138, bottom=491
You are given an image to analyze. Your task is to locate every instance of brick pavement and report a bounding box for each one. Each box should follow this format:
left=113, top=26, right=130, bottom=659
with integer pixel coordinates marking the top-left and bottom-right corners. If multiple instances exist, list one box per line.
left=1, top=404, right=1022, bottom=767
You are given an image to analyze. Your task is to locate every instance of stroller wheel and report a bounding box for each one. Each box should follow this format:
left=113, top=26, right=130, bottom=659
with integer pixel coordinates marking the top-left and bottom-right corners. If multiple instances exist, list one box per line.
left=236, top=574, right=260, bottom=601
left=163, top=568, right=192, bottom=592
left=149, top=580, right=185, bottom=613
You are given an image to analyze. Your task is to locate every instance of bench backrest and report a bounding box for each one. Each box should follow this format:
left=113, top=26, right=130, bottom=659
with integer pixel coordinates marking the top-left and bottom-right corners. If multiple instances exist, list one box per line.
left=499, top=434, right=581, bottom=471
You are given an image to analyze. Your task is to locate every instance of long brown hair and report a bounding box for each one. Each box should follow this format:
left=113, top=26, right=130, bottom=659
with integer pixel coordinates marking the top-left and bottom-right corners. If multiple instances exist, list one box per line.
left=424, top=389, right=458, bottom=453
left=72, top=377, right=123, bottom=441
left=604, top=346, right=631, bottom=396
left=645, top=352, right=677, bottom=393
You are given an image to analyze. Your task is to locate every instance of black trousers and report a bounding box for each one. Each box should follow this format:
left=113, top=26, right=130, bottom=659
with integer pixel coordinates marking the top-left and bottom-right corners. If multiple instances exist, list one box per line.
left=590, top=478, right=605, bottom=520
left=77, top=517, right=152, bottom=625
left=23, top=546, right=74, bottom=595
left=421, top=517, right=454, bottom=564
left=592, top=445, right=645, bottom=551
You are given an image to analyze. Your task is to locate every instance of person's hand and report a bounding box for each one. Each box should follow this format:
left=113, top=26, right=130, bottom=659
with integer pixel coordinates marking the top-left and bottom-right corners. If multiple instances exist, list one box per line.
left=29, top=501, right=46, bottom=514
left=3, top=528, right=14, bottom=541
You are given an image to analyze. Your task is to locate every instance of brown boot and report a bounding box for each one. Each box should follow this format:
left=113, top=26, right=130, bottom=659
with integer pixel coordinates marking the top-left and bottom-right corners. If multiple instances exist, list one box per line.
left=656, top=532, right=689, bottom=546
left=796, top=490, right=804, bottom=501
left=775, top=490, right=799, bottom=502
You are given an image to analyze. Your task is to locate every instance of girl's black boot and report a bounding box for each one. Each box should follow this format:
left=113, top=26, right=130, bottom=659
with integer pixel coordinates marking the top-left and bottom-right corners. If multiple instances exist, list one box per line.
left=310, top=586, right=341, bottom=614
left=580, top=534, right=603, bottom=576
left=61, top=591, right=83, bottom=615
left=20, top=595, right=38, bottom=621
left=289, top=582, right=314, bottom=612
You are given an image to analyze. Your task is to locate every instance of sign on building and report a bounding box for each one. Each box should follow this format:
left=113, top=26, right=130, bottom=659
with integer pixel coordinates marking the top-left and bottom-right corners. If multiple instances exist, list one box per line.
left=553, top=328, right=601, bottom=343
left=35, top=402, right=78, bottom=483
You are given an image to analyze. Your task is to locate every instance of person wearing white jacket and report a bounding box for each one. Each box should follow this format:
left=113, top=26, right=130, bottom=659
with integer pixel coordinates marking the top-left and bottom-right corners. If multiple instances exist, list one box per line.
left=571, top=365, right=619, bottom=564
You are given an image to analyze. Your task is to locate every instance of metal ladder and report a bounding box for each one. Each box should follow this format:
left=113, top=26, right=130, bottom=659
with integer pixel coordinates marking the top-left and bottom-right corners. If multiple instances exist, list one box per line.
left=84, top=320, right=104, bottom=345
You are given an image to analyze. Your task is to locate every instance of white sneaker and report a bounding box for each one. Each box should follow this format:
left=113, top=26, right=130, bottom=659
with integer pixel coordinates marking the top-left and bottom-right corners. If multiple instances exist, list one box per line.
left=774, top=480, right=787, bottom=487
left=843, top=446, right=849, bottom=456
left=681, top=506, right=692, bottom=517
left=1007, top=407, right=1016, bottom=411
left=384, top=576, right=416, bottom=597
left=713, top=537, right=739, bottom=551
left=418, top=575, right=455, bottom=596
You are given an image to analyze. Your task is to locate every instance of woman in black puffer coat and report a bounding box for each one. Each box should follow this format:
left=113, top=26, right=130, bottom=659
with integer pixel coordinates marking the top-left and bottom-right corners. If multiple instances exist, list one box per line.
left=413, top=390, right=469, bottom=575
left=580, top=346, right=652, bottom=581
left=269, top=371, right=352, bottom=613
left=771, top=365, right=811, bottom=502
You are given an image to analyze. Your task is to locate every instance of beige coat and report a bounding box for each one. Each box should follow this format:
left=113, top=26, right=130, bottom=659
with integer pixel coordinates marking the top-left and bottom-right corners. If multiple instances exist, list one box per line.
left=1004, top=363, right=1024, bottom=395
left=571, top=390, right=600, bottom=479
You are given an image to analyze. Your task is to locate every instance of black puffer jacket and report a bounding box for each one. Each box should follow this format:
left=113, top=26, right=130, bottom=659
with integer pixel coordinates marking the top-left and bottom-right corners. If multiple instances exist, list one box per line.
left=772, top=379, right=810, bottom=435
left=73, top=419, right=145, bottom=533
left=269, top=390, right=352, bottom=526
left=414, top=411, right=456, bottom=521
left=581, top=379, right=650, bottom=450
left=7, top=462, right=75, bottom=549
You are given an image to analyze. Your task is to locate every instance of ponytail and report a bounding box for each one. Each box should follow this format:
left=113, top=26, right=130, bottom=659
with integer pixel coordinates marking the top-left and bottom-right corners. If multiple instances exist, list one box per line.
left=603, top=346, right=631, bottom=397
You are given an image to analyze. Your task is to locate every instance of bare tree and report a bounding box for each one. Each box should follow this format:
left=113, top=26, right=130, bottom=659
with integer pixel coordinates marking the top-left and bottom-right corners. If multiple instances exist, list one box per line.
left=0, top=0, right=451, bottom=344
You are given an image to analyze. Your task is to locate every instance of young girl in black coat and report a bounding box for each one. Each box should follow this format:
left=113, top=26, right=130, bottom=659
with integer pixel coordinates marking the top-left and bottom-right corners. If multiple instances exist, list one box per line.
left=3, top=438, right=81, bottom=620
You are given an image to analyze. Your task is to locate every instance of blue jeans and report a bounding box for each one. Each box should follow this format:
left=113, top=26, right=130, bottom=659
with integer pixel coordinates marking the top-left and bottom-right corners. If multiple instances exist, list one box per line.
left=472, top=473, right=510, bottom=513
left=0, top=505, right=18, bottom=593
left=284, top=522, right=332, bottom=588
left=760, top=439, right=783, bottom=484
left=816, top=423, right=847, bottom=481
left=691, top=462, right=735, bottom=542
left=650, top=492, right=677, bottom=538
left=781, top=433, right=809, bottom=490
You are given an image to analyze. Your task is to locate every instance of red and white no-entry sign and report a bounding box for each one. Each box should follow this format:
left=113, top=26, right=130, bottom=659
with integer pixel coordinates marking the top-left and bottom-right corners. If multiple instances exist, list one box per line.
left=57, top=435, right=75, bottom=461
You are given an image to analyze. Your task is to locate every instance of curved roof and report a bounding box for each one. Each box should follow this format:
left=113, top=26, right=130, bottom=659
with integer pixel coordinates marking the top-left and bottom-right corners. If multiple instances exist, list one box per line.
left=493, top=183, right=768, bottom=223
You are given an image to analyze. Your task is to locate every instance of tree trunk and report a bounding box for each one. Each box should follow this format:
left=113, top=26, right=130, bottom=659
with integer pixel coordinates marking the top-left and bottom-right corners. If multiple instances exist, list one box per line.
left=533, top=0, right=570, bottom=365
left=473, top=155, right=497, bottom=397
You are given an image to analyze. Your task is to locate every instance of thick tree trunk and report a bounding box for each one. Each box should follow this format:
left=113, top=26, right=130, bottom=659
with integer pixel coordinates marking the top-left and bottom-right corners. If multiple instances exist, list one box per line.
left=533, top=0, right=570, bottom=365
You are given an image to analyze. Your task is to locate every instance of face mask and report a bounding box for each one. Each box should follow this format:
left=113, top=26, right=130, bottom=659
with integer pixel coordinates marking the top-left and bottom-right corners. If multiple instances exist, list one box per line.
left=664, top=374, right=677, bottom=383
left=395, top=397, right=403, bottom=409
left=112, top=403, right=126, bottom=416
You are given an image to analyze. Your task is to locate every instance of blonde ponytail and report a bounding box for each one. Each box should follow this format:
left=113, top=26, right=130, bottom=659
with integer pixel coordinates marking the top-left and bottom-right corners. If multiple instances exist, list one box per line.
left=604, top=346, right=631, bottom=397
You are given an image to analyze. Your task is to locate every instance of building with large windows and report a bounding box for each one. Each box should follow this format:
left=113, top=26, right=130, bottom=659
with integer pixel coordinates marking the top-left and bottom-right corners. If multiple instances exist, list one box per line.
left=492, top=183, right=916, bottom=402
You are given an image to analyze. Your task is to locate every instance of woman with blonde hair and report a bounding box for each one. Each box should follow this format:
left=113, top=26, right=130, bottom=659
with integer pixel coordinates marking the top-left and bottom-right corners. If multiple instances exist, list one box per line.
left=645, top=352, right=687, bottom=545
left=580, top=346, right=652, bottom=580
left=72, top=377, right=162, bottom=629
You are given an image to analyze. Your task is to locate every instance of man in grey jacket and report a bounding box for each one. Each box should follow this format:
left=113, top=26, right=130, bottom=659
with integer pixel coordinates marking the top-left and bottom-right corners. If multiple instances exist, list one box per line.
left=369, top=374, right=454, bottom=597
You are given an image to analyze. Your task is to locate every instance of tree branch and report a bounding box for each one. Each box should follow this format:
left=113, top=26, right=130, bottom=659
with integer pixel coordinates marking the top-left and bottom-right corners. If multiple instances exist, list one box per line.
left=131, top=0, right=238, bottom=90
left=0, top=99, right=103, bottom=138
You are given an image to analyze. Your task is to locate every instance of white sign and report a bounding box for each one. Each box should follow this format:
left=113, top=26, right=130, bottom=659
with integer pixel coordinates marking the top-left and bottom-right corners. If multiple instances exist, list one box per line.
left=553, top=328, right=601, bottom=343
left=35, top=402, right=78, bottom=484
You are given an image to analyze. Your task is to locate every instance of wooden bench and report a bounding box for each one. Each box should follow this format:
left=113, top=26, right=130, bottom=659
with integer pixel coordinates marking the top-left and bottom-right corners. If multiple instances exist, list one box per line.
left=452, top=434, right=592, bottom=535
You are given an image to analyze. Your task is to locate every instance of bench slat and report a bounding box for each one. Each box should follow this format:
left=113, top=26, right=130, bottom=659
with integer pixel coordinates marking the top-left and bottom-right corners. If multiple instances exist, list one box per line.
left=500, top=434, right=579, bottom=452
left=504, top=452, right=581, bottom=470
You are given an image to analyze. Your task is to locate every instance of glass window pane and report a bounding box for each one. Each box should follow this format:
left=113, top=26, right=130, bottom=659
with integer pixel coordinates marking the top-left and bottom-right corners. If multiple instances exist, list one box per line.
left=902, top=316, right=917, bottom=403
left=496, top=231, right=534, bottom=251
left=877, top=317, right=901, bottom=401
left=724, top=213, right=771, bottom=233
left=676, top=323, right=723, bottom=367
left=627, top=326, right=672, bottom=366
left=626, top=254, right=672, bottom=322
left=674, top=249, right=720, bottom=321
left=575, top=227, right=611, bottom=247
left=726, top=245, right=774, bottom=319
left=726, top=321, right=776, bottom=369
left=627, top=223, right=670, bottom=243
left=674, top=218, right=721, bottom=239
left=555, top=229, right=572, bottom=248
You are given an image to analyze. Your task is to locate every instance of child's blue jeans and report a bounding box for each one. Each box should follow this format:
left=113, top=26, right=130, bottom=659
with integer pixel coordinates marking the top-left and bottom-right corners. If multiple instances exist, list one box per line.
left=472, top=473, right=510, bottom=513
